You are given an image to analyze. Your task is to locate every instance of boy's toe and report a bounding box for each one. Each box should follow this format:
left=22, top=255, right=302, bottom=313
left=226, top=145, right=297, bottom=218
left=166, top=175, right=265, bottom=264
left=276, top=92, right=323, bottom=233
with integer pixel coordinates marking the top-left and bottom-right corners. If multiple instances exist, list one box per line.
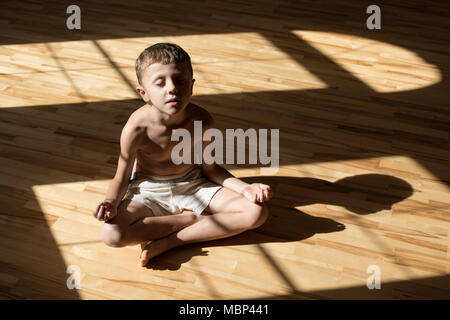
left=140, top=251, right=148, bottom=267
left=140, top=242, right=152, bottom=267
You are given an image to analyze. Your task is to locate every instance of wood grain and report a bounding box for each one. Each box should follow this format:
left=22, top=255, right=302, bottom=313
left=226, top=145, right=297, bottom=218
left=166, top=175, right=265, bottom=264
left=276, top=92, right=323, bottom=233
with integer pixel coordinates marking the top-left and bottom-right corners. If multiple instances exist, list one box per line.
left=0, top=0, right=449, bottom=299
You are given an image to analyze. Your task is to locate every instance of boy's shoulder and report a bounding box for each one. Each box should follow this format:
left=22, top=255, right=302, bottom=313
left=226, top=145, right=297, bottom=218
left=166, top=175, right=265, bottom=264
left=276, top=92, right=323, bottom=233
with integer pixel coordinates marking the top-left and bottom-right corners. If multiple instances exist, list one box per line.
left=124, top=103, right=162, bottom=131
left=120, top=104, right=150, bottom=139
left=128, top=103, right=151, bottom=124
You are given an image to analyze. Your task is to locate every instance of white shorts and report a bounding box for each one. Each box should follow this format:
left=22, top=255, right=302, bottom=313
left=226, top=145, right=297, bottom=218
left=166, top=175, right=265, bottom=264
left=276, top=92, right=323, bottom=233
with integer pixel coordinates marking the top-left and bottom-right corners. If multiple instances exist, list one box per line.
left=123, top=166, right=222, bottom=216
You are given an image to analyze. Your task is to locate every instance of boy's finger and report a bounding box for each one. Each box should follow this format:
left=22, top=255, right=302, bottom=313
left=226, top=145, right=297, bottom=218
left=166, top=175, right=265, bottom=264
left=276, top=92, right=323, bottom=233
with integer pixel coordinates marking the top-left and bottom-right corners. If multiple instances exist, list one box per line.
left=263, top=189, right=269, bottom=201
left=257, top=186, right=263, bottom=202
left=260, top=188, right=266, bottom=202
left=108, top=209, right=116, bottom=219
left=97, top=206, right=105, bottom=220
left=93, top=203, right=101, bottom=216
left=95, top=205, right=102, bottom=218
left=260, top=186, right=269, bottom=195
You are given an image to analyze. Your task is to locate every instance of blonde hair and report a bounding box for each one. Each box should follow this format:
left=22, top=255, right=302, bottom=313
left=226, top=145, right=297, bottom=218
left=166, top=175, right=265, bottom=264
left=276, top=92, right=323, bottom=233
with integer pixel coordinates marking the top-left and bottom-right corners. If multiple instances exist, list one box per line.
left=135, top=42, right=193, bottom=85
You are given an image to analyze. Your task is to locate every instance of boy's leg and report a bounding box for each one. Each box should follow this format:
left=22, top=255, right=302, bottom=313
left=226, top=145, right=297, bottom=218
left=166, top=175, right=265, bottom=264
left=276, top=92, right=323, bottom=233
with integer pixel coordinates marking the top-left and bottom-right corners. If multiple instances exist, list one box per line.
left=101, top=199, right=202, bottom=247
left=140, top=187, right=269, bottom=266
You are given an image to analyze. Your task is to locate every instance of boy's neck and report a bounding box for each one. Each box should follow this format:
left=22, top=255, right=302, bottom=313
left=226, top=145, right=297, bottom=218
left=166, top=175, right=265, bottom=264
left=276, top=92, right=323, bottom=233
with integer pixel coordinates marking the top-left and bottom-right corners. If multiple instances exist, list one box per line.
left=147, top=103, right=188, bottom=128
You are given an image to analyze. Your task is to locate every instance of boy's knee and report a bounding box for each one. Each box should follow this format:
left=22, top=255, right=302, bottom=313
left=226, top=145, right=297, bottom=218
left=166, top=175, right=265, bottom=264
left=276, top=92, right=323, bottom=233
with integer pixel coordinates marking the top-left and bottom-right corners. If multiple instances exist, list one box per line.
left=246, top=202, right=269, bottom=229
left=101, top=223, right=128, bottom=248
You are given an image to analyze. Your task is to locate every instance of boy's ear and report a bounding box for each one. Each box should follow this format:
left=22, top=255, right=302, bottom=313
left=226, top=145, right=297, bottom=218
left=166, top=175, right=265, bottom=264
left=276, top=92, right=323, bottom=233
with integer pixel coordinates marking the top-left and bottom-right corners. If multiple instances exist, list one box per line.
left=190, top=78, right=195, bottom=94
left=136, top=86, right=150, bottom=103
left=136, top=85, right=145, bottom=97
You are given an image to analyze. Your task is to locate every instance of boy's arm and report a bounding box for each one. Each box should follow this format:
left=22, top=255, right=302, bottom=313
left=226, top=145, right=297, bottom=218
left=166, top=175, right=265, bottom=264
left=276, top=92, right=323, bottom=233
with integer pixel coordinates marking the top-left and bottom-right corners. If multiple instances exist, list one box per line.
left=201, top=163, right=249, bottom=195
left=104, top=124, right=141, bottom=208
left=197, top=110, right=249, bottom=194
left=199, top=111, right=272, bottom=203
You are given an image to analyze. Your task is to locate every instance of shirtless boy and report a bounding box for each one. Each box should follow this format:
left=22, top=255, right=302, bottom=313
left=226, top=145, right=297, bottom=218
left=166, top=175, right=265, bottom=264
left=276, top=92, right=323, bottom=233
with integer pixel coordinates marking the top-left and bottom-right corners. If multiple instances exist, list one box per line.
left=93, top=43, right=272, bottom=267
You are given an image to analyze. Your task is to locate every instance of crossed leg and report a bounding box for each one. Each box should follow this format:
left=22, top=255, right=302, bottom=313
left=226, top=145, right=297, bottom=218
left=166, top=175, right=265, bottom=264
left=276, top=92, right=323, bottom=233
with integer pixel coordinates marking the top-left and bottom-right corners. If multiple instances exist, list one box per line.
left=101, top=199, right=201, bottom=247
left=139, top=187, right=269, bottom=266
left=101, top=187, right=269, bottom=267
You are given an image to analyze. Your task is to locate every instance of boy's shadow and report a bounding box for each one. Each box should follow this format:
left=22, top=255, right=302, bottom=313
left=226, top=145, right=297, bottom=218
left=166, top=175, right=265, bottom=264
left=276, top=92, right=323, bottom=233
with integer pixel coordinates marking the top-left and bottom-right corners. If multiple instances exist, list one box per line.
left=145, top=174, right=413, bottom=270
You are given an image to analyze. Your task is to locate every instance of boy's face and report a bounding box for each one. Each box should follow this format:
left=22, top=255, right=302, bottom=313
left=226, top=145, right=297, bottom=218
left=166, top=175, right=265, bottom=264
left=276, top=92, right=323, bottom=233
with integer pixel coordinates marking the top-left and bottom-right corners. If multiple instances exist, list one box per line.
left=136, top=61, right=195, bottom=116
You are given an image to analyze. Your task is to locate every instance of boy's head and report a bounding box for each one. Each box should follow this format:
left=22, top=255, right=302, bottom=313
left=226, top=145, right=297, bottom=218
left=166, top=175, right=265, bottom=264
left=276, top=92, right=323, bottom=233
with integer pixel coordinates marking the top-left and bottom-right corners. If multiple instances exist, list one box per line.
left=135, top=42, right=195, bottom=114
left=135, top=42, right=193, bottom=86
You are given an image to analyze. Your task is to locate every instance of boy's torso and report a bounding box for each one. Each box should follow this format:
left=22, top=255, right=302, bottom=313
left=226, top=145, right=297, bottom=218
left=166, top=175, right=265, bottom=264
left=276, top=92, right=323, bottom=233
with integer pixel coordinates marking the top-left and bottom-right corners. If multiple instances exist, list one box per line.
left=127, top=102, right=211, bottom=177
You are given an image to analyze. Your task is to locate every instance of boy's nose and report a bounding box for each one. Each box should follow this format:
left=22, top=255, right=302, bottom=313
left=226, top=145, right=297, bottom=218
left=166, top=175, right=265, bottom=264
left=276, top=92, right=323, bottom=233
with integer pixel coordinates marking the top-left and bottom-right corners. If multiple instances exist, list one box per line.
left=167, top=81, right=177, bottom=93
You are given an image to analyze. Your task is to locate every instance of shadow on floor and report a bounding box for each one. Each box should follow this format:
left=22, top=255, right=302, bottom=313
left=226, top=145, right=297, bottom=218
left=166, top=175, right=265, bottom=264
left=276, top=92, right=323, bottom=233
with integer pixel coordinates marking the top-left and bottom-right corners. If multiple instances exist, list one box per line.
left=144, top=173, right=413, bottom=271
left=0, top=0, right=447, bottom=299
left=261, top=274, right=450, bottom=299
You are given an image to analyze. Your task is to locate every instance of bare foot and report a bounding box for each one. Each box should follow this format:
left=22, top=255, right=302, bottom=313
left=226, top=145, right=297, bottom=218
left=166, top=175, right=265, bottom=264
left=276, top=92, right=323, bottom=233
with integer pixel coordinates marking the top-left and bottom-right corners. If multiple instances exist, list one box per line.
left=140, top=237, right=173, bottom=267
left=139, top=213, right=205, bottom=267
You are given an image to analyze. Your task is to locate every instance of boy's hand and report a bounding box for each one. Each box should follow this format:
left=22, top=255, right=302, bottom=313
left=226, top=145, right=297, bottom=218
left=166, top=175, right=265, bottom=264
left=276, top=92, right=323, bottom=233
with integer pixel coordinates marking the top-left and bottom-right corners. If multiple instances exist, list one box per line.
left=242, top=183, right=273, bottom=203
left=93, top=200, right=118, bottom=222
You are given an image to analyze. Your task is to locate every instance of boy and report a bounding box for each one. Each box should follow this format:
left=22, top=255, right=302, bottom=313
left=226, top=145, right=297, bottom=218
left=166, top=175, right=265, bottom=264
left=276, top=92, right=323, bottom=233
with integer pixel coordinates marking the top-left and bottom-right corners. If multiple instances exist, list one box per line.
left=93, top=43, right=272, bottom=267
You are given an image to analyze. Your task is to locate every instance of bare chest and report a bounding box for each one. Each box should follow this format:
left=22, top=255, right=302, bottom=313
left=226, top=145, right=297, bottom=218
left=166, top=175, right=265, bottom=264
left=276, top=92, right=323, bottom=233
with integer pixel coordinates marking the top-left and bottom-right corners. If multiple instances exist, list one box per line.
left=137, top=124, right=197, bottom=165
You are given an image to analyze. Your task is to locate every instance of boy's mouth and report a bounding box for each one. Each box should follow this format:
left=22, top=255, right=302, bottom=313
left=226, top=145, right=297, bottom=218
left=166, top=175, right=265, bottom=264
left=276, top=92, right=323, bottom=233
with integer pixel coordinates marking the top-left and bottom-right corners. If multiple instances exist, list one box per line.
left=166, top=98, right=182, bottom=105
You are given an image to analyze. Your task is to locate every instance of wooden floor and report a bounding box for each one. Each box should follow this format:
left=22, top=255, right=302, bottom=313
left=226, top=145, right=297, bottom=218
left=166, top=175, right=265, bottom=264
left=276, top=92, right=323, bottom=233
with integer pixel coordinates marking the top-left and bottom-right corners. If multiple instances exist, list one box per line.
left=0, top=0, right=449, bottom=299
